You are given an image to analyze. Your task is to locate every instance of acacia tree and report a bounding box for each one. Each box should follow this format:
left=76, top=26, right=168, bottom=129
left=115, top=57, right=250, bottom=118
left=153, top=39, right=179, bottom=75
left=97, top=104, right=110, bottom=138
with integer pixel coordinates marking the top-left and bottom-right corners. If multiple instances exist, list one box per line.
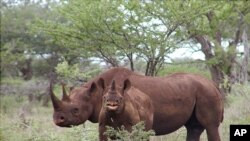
left=36, top=0, right=181, bottom=76
left=237, top=9, right=250, bottom=84
left=1, top=0, right=62, bottom=79
left=35, top=1, right=249, bottom=88
left=161, top=1, right=250, bottom=94
left=239, top=26, right=249, bottom=84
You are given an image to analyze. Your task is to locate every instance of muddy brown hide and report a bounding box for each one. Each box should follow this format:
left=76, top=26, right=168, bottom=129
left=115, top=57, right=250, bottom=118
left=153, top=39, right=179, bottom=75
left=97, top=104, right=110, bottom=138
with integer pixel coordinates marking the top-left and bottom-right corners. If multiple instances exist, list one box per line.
left=50, top=67, right=223, bottom=141
left=98, top=79, right=153, bottom=141
left=98, top=68, right=223, bottom=141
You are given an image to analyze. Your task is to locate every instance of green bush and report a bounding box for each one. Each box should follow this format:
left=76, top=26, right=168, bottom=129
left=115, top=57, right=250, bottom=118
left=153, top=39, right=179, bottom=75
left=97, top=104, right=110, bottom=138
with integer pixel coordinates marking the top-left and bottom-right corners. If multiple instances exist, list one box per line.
left=55, top=61, right=88, bottom=80
left=158, top=64, right=211, bottom=79
left=104, top=122, right=155, bottom=141
left=55, top=60, right=102, bottom=85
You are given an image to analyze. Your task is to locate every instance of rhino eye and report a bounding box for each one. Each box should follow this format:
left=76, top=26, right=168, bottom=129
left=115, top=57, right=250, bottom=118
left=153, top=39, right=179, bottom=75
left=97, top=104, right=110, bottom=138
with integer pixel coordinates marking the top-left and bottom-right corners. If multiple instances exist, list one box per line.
left=71, top=108, right=79, bottom=115
left=60, top=116, right=65, bottom=120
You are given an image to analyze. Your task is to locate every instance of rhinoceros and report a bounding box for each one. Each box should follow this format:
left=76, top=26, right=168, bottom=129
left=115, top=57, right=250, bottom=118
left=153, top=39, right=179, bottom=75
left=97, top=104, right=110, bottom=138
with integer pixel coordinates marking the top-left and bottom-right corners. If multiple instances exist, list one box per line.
left=98, top=79, right=153, bottom=141
left=50, top=67, right=223, bottom=141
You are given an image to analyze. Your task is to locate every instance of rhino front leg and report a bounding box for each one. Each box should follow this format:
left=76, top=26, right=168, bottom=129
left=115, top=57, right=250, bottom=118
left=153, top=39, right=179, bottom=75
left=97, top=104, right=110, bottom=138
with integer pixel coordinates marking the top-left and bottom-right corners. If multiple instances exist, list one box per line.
left=99, top=124, right=108, bottom=141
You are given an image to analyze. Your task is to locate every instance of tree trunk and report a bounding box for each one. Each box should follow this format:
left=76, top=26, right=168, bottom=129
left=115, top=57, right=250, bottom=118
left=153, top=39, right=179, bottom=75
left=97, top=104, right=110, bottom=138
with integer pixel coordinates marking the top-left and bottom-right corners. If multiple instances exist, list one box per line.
left=19, top=58, right=33, bottom=80
left=239, top=26, right=249, bottom=84
left=145, top=58, right=157, bottom=76
left=195, top=35, right=230, bottom=95
left=97, top=46, right=119, bottom=67
left=126, top=52, right=134, bottom=71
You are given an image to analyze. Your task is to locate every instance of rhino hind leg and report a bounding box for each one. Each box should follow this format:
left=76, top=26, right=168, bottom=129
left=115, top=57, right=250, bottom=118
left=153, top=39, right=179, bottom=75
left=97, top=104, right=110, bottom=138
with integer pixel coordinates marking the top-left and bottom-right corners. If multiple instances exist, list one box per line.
left=194, top=98, right=222, bottom=141
left=185, top=110, right=205, bottom=141
left=206, top=126, right=221, bottom=141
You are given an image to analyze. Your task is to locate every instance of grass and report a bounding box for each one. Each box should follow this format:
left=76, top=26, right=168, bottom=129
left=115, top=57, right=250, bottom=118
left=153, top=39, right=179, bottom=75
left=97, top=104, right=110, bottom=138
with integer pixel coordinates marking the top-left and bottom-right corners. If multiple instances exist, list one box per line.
left=0, top=95, right=98, bottom=141
left=0, top=83, right=250, bottom=141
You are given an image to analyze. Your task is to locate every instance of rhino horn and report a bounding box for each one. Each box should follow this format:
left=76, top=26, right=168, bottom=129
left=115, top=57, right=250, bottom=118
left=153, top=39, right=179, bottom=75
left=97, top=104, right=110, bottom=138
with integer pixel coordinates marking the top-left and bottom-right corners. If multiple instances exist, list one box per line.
left=61, top=83, right=70, bottom=101
left=111, top=80, right=116, bottom=91
left=49, top=82, right=62, bottom=110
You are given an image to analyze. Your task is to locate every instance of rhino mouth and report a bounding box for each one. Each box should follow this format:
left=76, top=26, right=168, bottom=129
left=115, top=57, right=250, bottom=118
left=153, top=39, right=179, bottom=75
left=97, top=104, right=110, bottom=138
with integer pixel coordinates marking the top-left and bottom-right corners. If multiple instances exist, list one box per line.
left=54, top=120, right=72, bottom=128
left=106, top=102, right=119, bottom=111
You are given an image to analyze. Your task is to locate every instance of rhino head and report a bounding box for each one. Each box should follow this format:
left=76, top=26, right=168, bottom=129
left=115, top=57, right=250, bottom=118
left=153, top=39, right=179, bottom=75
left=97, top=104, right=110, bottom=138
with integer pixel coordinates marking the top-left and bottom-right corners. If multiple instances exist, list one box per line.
left=102, top=79, right=131, bottom=113
left=49, top=81, right=102, bottom=127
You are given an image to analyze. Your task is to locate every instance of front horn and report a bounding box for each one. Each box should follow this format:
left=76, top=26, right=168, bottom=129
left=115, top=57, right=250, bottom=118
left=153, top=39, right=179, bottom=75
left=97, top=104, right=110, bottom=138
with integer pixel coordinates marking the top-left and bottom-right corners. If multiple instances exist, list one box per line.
left=49, top=82, right=62, bottom=110
left=111, top=80, right=116, bottom=91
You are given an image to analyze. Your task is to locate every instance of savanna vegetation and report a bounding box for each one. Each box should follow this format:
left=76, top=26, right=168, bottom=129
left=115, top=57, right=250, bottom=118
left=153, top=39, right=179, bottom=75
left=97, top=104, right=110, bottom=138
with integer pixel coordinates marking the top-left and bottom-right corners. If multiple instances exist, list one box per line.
left=1, top=79, right=249, bottom=141
left=1, top=0, right=250, bottom=141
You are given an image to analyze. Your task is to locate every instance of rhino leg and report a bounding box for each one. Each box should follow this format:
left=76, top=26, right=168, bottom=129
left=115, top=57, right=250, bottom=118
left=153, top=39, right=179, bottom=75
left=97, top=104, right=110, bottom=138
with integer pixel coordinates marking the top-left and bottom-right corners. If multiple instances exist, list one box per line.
left=194, top=97, right=222, bottom=141
left=206, top=126, right=221, bottom=141
left=185, top=112, right=204, bottom=141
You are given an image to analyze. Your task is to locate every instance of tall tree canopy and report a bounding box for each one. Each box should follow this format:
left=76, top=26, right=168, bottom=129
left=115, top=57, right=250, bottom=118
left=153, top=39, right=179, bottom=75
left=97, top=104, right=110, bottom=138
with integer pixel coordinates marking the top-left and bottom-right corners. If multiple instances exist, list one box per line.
left=1, top=0, right=60, bottom=79
left=164, top=1, right=250, bottom=93
left=37, top=0, right=183, bottom=76
left=1, top=0, right=249, bottom=94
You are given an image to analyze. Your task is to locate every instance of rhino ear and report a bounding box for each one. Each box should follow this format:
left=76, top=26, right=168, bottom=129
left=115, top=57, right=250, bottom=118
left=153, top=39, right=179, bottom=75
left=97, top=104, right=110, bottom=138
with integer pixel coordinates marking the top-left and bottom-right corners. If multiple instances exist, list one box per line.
left=123, top=79, right=131, bottom=93
left=97, top=77, right=105, bottom=90
left=88, top=82, right=97, bottom=96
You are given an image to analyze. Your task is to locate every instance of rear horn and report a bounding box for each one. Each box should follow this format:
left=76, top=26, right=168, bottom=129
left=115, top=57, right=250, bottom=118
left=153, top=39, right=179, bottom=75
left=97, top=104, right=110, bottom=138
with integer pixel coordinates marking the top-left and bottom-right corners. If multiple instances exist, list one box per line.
left=61, top=83, right=70, bottom=101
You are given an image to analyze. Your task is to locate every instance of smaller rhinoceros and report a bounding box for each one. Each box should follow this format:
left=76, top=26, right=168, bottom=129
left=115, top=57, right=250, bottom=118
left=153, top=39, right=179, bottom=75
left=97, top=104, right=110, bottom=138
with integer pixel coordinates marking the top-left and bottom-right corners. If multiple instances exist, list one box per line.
left=98, top=79, right=154, bottom=141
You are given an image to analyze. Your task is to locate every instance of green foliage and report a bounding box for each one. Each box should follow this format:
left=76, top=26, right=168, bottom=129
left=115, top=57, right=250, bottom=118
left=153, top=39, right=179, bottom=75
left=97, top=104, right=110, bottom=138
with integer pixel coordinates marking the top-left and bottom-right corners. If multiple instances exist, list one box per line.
left=2, top=0, right=249, bottom=79
left=158, top=62, right=210, bottom=79
left=36, top=0, right=183, bottom=74
left=32, top=58, right=54, bottom=77
left=1, top=0, right=61, bottom=78
left=55, top=61, right=87, bottom=80
left=104, top=122, right=155, bottom=141
left=55, top=60, right=102, bottom=84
